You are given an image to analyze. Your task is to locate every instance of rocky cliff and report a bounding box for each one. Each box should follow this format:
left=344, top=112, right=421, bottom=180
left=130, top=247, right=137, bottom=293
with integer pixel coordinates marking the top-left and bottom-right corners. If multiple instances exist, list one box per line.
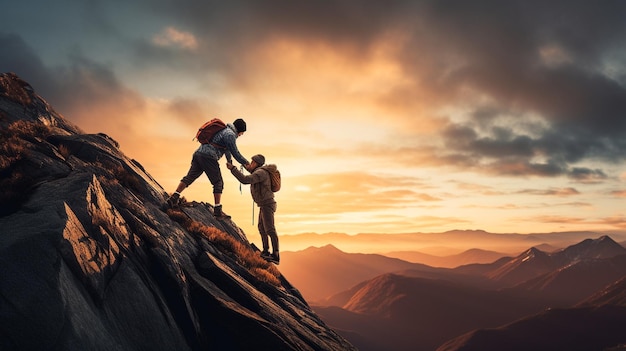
left=0, top=72, right=356, bottom=351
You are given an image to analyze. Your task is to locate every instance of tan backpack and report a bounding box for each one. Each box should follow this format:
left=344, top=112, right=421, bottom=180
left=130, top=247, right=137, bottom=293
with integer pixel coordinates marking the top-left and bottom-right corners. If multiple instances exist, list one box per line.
left=261, top=165, right=281, bottom=192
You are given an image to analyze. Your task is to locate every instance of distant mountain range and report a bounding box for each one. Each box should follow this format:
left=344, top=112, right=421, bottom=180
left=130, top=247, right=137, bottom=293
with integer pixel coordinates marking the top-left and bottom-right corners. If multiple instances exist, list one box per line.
left=511, top=254, right=626, bottom=305
left=486, top=236, right=626, bottom=288
left=437, top=305, right=626, bottom=351
left=439, top=276, right=626, bottom=351
left=280, top=245, right=439, bottom=303
left=384, top=247, right=512, bottom=268
left=280, top=230, right=626, bottom=254
left=580, top=276, right=626, bottom=307
left=286, top=236, right=626, bottom=351
left=319, top=273, right=551, bottom=351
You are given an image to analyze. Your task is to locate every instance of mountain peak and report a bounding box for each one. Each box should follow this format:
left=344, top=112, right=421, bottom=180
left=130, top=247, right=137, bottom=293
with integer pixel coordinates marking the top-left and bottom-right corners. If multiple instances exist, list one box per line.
left=297, top=244, right=344, bottom=254
left=0, top=73, right=356, bottom=350
left=0, top=72, right=81, bottom=132
left=342, top=273, right=407, bottom=314
left=522, top=246, right=548, bottom=259
left=0, top=72, right=34, bottom=105
left=555, top=235, right=626, bottom=262
left=319, top=243, right=343, bottom=252
left=486, top=246, right=555, bottom=284
left=598, top=235, right=617, bottom=243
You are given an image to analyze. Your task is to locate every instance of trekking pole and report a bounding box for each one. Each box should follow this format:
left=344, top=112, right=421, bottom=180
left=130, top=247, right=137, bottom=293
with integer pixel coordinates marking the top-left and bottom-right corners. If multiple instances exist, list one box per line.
left=252, top=199, right=255, bottom=225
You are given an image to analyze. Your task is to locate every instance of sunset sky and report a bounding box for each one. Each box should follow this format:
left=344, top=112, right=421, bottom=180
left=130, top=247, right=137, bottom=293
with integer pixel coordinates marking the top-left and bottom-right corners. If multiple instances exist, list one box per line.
left=3, top=0, right=626, bottom=243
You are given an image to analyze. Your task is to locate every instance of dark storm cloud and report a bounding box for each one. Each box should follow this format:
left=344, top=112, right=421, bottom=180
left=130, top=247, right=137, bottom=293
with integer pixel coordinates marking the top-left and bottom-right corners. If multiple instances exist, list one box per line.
left=124, top=0, right=411, bottom=79
left=50, top=52, right=146, bottom=123
left=439, top=120, right=622, bottom=180
left=136, top=0, right=626, bottom=178
left=568, top=167, right=608, bottom=184
left=5, top=0, right=625, bottom=180
left=0, top=33, right=57, bottom=98
left=166, top=98, right=204, bottom=124
left=139, top=0, right=403, bottom=45
left=405, top=1, right=626, bottom=177
left=442, top=123, right=535, bottom=159
left=0, top=32, right=143, bottom=124
left=391, top=1, right=625, bottom=177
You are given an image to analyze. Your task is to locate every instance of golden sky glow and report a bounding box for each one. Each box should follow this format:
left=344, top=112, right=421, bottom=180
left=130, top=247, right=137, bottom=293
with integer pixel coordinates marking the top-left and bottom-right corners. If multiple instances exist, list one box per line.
left=3, top=1, right=626, bottom=251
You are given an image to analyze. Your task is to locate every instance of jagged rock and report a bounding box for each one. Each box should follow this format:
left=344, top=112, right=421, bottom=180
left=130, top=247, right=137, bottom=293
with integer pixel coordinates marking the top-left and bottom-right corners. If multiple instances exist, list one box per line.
left=0, top=72, right=356, bottom=351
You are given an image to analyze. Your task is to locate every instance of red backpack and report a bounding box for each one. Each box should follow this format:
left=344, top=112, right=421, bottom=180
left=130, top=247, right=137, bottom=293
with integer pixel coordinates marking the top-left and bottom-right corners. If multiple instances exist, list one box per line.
left=195, top=118, right=226, bottom=145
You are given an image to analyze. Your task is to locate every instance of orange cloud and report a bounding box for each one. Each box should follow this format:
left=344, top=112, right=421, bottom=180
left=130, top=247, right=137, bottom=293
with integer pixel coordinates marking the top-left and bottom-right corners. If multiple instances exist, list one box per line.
left=277, top=172, right=440, bottom=215
left=611, top=190, right=626, bottom=198
left=528, top=215, right=587, bottom=225
left=466, top=202, right=593, bottom=210
left=449, top=180, right=505, bottom=195
left=517, top=187, right=580, bottom=197
left=523, top=214, right=626, bottom=230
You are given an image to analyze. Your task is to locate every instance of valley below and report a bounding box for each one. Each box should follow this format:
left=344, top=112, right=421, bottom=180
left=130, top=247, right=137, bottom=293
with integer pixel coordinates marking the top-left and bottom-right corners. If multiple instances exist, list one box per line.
left=280, top=234, right=626, bottom=351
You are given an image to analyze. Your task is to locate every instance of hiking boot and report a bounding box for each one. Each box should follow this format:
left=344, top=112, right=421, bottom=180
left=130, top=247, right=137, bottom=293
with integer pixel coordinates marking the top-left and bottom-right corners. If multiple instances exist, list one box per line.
left=167, top=193, right=180, bottom=208
left=260, top=250, right=271, bottom=260
left=269, top=252, right=280, bottom=265
left=213, top=205, right=231, bottom=219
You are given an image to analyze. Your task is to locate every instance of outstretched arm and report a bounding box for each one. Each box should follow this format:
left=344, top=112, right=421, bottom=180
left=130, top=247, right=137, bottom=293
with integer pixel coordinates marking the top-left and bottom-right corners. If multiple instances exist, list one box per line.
left=224, top=134, right=249, bottom=165
left=228, top=164, right=253, bottom=184
left=227, top=163, right=265, bottom=185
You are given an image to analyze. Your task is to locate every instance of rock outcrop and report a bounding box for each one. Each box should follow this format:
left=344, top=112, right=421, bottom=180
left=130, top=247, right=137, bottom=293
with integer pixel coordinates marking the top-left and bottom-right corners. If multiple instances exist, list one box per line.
left=0, top=72, right=356, bottom=351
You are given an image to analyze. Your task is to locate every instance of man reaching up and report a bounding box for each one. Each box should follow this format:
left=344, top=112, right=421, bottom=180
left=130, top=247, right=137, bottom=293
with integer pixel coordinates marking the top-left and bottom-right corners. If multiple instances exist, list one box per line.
left=226, top=154, right=280, bottom=264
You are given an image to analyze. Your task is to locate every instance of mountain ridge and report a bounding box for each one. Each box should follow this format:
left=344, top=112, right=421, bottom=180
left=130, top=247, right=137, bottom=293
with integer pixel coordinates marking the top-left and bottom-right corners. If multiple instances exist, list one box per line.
left=303, top=238, right=626, bottom=350
left=279, top=230, right=626, bottom=254
left=0, top=72, right=355, bottom=350
left=482, top=236, right=626, bottom=287
left=280, top=244, right=440, bottom=303
left=436, top=305, right=626, bottom=351
left=315, top=272, right=551, bottom=351
left=383, top=247, right=511, bottom=268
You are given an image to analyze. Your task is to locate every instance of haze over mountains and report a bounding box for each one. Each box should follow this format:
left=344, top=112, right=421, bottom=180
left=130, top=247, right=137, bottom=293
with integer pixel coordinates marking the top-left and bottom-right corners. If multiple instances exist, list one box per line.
left=384, top=248, right=510, bottom=268
left=440, top=276, right=626, bottom=351
left=283, top=236, right=626, bottom=351
left=280, top=245, right=439, bottom=303
left=280, top=230, right=626, bottom=255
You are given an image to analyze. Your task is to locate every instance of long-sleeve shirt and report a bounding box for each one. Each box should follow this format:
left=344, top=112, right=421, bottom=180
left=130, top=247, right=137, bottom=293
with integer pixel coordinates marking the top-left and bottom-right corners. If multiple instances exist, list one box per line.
left=230, top=165, right=276, bottom=206
left=197, top=123, right=249, bottom=165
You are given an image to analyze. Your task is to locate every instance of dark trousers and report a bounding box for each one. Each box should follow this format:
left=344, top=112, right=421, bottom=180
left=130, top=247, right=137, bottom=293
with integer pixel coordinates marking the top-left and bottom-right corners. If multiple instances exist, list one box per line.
left=181, top=151, right=223, bottom=193
left=258, top=202, right=278, bottom=253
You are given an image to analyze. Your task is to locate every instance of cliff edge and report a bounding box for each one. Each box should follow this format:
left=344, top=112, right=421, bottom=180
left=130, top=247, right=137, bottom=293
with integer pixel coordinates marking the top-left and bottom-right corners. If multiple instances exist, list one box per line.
left=0, top=72, right=356, bottom=351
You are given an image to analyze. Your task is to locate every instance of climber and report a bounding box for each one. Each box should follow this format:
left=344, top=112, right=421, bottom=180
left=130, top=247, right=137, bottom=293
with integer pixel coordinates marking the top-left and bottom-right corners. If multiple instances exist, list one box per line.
left=167, top=118, right=250, bottom=218
left=226, top=154, right=280, bottom=264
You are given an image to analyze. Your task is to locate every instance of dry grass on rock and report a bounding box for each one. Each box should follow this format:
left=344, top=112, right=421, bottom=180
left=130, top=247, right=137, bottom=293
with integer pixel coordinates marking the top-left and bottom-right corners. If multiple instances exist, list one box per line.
left=0, top=120, right=53, bottom=215
left=167, top=208, right=281, bottom=287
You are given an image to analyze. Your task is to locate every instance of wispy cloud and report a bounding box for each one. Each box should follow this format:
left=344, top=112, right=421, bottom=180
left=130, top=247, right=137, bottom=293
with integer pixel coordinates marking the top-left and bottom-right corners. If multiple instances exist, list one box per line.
left=517, top=187, right=580, bottom=197
left=449, top=180, right=505, bottom=196
left=466, top=201, right=592, bottom=210
left=152, top=27, right=198, bottom=50
left=278, top=172, right=441, bottom=216
left=529, top=214, right=626, bottom=229
left=3, top=0, right=626, bottom=236
left=610, top=190, right=626, bottom=198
